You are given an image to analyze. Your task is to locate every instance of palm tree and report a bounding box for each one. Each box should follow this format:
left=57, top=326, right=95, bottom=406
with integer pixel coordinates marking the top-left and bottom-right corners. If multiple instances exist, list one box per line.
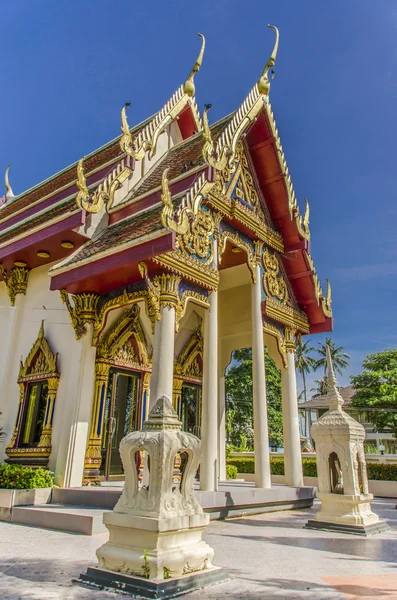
left=315, top=337, right=350, bottom=377
left=295, top=339, right=316, bottom=403
left=310, top=377, right=329, bottom=398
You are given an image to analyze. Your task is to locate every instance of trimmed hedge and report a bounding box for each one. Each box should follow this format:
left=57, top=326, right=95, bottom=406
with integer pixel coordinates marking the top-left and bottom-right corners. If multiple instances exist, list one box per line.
left=227, top=456, right=397, bottom=481
left=0, top=464, right=53, bottom=489
left=226, top=464, right=238, bottom=480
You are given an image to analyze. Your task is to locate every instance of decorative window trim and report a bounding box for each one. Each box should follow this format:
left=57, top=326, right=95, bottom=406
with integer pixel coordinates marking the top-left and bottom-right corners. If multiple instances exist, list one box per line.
left=6, top=322, right=60, bottom=463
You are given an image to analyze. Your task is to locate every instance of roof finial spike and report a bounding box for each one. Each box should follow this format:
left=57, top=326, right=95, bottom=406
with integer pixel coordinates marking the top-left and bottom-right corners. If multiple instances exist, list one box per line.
left=303, top=197, right=310, bottom=228
left=183, top=33, right=206, bottom=97
left=326, top=344, right=344, bottom=409
left=5, top=164, right=15, bottom=201
left=326, top=278, right=332, bottom=306
left=258, top=24, right=279, bottom=95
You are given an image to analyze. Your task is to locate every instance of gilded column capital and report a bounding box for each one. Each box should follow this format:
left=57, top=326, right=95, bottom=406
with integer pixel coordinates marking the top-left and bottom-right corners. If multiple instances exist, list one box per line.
left=1, top=265, right=30, bottom=306
left=157, top=273, right=182, bottom=309
left=284, top=327, right=297, bottom=353
left=253, top=240, right=264, bottom=266
left=138, top=261, right=182, bottom=327
left=95, top=360, right=111, bottom=380
left=60, top=290, right=100, bottom=340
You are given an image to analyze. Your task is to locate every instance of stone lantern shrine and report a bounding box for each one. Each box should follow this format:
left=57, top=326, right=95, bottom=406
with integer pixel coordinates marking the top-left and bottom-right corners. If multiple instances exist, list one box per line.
left=306, top=348, right=388, bottom=536
left=77, top=396, right=227, bottom=598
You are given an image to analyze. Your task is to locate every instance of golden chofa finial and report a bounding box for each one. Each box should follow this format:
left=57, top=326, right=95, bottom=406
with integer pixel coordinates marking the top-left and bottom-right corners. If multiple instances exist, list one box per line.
left=75, top=157, right=90, bottom=209
left=326, top=278, right=332, bottom=307
left=258, top=24, right=279, bottom=95
left=183, top=33, right=206, bottom=97
left=303, top=197, right=310, bottom=229
left=5, top=164, right=15, bottom=201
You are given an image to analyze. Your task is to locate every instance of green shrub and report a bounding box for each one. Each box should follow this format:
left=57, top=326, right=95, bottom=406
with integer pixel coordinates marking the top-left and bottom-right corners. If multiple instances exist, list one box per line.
left=226, top=456, right=397, bottom=482
left=366, top=463, right=397, bottom=481
left=0, top=464, right=53, bottom=489
left=226, top=464, right=238, bottom=480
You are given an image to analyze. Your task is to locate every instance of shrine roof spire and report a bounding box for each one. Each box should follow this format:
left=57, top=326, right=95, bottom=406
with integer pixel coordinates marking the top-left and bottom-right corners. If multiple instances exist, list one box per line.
left=326, top=346, right=344, bottom=410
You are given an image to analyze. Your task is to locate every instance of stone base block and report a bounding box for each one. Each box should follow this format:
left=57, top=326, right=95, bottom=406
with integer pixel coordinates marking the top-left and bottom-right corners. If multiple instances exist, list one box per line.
left=74, top=566, right=230, bottom=599
left=305, top=519, right=390, bottom=536
left=97, top=511, right=214, bottom=580
left=315, top=492, right=380, bottom=527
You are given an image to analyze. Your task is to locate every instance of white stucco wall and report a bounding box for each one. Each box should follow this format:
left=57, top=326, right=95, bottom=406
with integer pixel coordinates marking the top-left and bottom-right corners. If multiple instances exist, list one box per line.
left=0, top=264, right=93, bottom=485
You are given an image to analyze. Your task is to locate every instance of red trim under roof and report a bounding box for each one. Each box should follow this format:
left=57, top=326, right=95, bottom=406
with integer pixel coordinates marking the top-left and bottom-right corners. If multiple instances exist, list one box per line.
left=246, top=109, right=332, bottom=334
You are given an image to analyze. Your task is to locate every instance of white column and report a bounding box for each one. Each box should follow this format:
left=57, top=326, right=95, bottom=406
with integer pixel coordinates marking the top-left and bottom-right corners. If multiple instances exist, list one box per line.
left=200, top=290, right=218, bottom=491
left=251, top=263, right=271, bottom=488
left=0, top=294, right=26, bottom=460
left=56, top=323, right=97, bottom=487
left=218, top=374, right=227, bottom=481
left=149, top=305, right=176, bottom=408
left=281, top=342, right=304, bottom=487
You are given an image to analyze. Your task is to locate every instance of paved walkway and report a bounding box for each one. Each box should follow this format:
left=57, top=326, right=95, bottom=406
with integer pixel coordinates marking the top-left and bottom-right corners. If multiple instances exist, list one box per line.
left=0, top=498, right=396, bottom=599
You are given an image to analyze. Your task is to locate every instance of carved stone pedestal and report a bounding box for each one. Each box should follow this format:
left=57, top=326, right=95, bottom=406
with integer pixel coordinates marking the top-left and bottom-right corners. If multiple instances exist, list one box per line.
left=306, top=492, right=389, bottom=536
left=76, top=396, right=228, bottom=598
left=97, top=511, right=213, bottom=579
left=306, top=348, right=388, bottom=536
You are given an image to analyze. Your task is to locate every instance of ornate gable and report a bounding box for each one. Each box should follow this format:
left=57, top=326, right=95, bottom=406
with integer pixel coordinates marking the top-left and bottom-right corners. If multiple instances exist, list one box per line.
left=97, top=304, right=151, bottom=369
left=19, top=322, right=59, bottom=382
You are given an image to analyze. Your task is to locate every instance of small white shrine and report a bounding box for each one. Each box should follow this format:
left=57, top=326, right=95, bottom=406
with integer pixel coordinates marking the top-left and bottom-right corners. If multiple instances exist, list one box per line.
left=77, top=396, right=227, bottom=598
left=306, top=348, right=388, bottom=535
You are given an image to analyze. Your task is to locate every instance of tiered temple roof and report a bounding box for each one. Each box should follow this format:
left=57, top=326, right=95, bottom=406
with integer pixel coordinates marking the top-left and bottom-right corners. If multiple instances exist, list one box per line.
left=0, top=27, right=333, bottom=335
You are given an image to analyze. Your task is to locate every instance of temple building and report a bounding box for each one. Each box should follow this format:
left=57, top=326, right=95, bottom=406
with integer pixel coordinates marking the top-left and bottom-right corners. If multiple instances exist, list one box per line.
left=0, top=27, right=332, bottom=490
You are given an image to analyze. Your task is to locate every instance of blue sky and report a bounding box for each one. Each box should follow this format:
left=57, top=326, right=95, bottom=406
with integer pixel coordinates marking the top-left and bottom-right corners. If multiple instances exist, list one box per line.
left=1, top=1, right=396, bottom=393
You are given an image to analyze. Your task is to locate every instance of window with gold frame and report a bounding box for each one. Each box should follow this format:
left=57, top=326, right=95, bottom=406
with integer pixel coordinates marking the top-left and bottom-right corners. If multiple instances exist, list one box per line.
left=6, top=322, right=60, bottom=464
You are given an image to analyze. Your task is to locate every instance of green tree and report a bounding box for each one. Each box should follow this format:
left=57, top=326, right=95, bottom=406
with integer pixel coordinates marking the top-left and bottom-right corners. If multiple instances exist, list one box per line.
left=315, top=337, right=350, bottom=376
left=225, top=347, right=283, bottom=448
left=351, top=349, right=397, bottom=438
left=310, top=377, right=329, bottom=398
left=295, top=338, right=316, bottom=402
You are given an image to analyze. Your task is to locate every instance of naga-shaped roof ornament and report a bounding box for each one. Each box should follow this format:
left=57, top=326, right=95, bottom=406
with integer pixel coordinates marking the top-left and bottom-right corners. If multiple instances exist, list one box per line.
left=120, top=33, right=205, bottom=162
left=258, top=24, right=279, bottom=95
left=326, top=345, right=344, bottom=410
left=202, top=25, right=279, bottom=172
left=5, top=164, right=15, bottom=202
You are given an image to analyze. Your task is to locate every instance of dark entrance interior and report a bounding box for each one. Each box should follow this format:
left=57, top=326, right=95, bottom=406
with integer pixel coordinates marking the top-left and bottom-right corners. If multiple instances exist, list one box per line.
left=180, top=383, right=202, bottom=437
left=100, top=369, right=141, bottom=480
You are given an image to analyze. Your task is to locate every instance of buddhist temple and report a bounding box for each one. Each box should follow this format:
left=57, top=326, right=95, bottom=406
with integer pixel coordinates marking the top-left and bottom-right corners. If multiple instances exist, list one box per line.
left=0, top=27, right=332, bottom=491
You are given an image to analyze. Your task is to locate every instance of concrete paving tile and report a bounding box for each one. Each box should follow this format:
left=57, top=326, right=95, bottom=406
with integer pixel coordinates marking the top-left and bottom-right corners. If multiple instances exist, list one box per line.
left=0, top=498, right=395, bottom=599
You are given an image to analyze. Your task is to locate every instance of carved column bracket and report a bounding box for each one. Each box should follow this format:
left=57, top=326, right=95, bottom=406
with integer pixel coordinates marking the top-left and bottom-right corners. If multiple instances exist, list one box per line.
left=1, top=265, right=30, bottom=306
left=60, top=290, right=100, bottom=340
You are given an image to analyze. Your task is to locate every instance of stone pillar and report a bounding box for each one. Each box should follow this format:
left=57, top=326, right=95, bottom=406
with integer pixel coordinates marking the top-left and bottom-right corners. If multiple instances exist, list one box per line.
left=60, top=323, right=97, bottom=487
left=218, top=374, right=227, bottom=481
left=83, top=361, right=111, bottom=484
left=281, top=328, right=304, bottom=487
left=149, top=305, right=176, bottom=408
left=201, top=289, right=218, bottom=491
left=251, top=262, right=271, bottom=488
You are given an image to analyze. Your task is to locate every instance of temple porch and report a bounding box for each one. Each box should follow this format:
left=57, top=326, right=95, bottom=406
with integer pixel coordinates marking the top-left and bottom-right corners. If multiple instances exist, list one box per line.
left=9, top=481, right=315, bottom=535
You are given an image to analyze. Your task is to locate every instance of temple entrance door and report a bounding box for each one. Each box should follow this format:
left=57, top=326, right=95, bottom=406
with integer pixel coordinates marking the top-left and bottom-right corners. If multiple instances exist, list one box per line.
left=180, top=384, right=202, bottom=437
left=101, top=369, right=141, bottom=481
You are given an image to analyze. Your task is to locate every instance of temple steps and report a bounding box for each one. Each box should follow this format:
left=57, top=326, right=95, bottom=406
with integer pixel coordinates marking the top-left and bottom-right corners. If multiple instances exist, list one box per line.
left=11, top=504, right=110, bottom=535
left=6, top=483, right=315, bottom=535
